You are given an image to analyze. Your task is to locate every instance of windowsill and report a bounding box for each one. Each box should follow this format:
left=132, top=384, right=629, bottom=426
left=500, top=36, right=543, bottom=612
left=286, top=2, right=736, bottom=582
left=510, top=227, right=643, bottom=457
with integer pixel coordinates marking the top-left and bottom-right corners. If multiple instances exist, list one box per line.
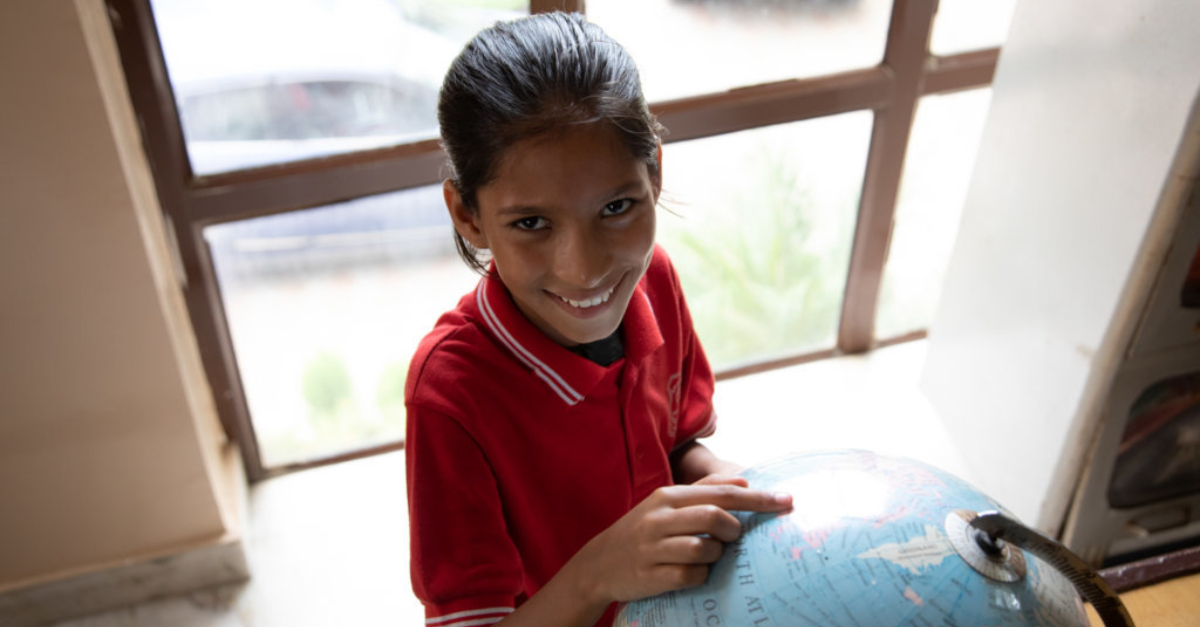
left=708, top=339, right=973, bottom=484
left=47, top=339, right=961, bottom=626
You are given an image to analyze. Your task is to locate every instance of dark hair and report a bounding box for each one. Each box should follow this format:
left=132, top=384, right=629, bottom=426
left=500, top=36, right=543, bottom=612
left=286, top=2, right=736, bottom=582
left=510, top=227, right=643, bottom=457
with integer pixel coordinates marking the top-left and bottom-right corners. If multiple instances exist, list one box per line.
left=438, top=11, right=663, bottom=273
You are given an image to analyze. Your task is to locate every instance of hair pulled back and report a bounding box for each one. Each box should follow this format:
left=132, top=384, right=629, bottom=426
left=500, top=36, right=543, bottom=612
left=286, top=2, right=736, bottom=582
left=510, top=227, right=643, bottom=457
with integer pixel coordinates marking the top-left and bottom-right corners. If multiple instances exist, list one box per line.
left=438, top=11, right=663, bottom=273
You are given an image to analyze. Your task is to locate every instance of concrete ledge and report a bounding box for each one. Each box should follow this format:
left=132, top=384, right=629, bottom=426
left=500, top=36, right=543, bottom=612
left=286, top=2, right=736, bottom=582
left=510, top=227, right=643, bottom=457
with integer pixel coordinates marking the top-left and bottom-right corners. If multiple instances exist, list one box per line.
left=0, top=535, right=249, bottom=626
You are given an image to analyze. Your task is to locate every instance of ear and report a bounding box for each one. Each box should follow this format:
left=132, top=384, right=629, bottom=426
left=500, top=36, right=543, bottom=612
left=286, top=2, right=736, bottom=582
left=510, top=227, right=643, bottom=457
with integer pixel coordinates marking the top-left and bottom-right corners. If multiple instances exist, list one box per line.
left=444, top=179, right=489, bottom=250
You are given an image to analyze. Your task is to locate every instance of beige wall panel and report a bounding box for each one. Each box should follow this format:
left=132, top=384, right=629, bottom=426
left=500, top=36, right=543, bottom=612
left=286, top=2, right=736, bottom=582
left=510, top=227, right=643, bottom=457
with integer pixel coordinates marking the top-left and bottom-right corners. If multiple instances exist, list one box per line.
left=0, top=1, right=229, bottom=588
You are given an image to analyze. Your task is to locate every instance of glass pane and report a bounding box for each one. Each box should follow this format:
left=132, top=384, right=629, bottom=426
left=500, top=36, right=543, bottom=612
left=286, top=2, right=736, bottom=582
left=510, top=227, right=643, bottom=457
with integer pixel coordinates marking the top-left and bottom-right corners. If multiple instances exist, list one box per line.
left=149, top=0, right=526, bottom=175
left=205, top=185, right=479, bottom=468
left=930, top=0, right=1018, bottom=55
left=588, top=0, right=893, bottom=103
left=657, top=112, right=872, bottom=370
left=875, top=89, right=992, bottom=340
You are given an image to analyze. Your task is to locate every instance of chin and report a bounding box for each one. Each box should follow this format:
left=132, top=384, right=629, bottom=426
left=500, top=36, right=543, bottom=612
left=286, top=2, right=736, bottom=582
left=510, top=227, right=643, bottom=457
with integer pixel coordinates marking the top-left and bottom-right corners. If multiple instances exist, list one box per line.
left=562, top=324, right=618, bottom=347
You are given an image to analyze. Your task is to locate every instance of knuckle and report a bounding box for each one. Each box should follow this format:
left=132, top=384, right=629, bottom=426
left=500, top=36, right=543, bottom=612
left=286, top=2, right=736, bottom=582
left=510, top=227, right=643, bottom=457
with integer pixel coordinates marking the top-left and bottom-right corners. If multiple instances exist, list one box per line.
left=699, top=504, right=725, bottom=525
left=685, top=536, right=708, bottom=560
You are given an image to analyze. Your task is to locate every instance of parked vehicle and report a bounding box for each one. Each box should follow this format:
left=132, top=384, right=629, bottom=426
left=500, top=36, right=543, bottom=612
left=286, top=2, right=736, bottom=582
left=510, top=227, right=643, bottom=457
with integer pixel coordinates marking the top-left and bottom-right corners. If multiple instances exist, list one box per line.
left=149, top=0, right=519, bottom=275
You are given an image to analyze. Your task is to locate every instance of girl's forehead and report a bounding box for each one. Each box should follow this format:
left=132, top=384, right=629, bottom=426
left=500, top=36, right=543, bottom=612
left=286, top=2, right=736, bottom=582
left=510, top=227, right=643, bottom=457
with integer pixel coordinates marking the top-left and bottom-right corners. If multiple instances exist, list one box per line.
left=481, top=124, right=656, bottom=207
left=498, top=123, right=631, bottom=169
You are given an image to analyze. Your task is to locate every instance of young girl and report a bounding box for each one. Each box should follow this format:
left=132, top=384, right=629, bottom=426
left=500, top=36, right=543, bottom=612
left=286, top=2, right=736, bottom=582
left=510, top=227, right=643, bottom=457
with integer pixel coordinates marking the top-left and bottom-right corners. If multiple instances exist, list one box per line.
left=405, top=12, right=792, bottom=627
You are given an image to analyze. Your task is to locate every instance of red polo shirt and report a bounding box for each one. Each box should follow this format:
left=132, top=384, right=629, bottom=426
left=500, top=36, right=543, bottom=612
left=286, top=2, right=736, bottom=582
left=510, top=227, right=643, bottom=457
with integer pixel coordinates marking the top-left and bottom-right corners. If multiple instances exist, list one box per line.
left=405, top=245, right=717, bottom=627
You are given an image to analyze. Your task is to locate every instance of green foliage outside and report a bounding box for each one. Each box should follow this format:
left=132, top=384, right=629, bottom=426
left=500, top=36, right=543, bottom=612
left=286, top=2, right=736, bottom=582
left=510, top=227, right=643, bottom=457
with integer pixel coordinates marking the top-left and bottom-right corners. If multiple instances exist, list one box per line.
left=376, top=362, right=409, bottom=425
left=263, top=352, right=408, bottom=466
left=659, top=149, right=856, bottom=370
left=302, top=351, right=353, bottom=420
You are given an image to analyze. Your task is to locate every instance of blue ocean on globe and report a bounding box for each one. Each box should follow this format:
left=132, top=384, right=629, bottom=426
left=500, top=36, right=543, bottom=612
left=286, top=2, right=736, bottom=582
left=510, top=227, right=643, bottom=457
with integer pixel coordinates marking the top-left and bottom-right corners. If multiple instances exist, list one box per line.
left=615, top=450, right=1088, bottom=627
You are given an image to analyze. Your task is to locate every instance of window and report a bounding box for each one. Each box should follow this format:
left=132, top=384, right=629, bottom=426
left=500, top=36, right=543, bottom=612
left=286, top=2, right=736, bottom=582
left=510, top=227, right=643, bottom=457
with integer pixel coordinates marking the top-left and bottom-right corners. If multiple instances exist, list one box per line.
left=108, top=0, right=1012, bottom=479
left=657, top=112, right=872, bottom=369
left=876, top=88, right=993, bottom=340
left=204, top=185, right=477, bottom=468
left=150, top=0, right=521, bottom=174
left=588, top=0, right=894, bottom=102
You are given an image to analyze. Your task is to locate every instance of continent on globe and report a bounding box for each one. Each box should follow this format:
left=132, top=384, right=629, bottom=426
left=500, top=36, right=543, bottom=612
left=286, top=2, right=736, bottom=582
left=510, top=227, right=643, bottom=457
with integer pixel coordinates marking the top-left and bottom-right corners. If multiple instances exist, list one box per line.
left=614, top=450, right=1092, bottom=627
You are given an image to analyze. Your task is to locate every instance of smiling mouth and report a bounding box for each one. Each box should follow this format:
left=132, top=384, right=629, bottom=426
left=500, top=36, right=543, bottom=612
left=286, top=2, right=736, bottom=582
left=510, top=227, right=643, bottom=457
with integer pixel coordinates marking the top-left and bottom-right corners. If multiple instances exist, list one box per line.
left=557, top=285, right=615, bottom=309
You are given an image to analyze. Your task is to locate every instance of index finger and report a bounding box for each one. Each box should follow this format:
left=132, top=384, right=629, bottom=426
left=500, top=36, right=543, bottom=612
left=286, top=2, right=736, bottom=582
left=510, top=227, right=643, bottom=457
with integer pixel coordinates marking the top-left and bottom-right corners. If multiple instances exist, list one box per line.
left=662, top=484, right=793, bottom=513
left=693, top=474, right=749, bottom=488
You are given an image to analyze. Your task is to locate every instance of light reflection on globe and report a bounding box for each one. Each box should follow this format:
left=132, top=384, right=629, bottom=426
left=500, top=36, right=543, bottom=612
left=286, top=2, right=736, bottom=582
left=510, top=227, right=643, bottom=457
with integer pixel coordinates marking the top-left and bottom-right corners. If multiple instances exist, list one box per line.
left=615, top=450, right=1088, bottom=627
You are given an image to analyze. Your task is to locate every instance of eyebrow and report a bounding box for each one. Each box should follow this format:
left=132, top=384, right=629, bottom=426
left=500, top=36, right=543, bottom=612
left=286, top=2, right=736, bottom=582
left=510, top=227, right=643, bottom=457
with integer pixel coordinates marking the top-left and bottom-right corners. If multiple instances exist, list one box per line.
left=494, top=180, right=647, bottom=217
left=496, top=204, right=541, bottom=218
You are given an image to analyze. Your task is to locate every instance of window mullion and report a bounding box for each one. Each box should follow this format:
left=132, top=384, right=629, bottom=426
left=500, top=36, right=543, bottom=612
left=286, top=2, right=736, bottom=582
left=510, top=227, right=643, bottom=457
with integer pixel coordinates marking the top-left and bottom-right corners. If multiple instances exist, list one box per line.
left=923, top=48, right=999, bottom=96
left=108, top=0, right=270, bottom=480
left=531, top=0, right=584, bottom=14
left=838, top=0, right=938, bottom=354
left=178, top=205, right=267, bottom=478
left=653, top=67, right=891, bottom=145
left=187, top=143, right=445, bottom=223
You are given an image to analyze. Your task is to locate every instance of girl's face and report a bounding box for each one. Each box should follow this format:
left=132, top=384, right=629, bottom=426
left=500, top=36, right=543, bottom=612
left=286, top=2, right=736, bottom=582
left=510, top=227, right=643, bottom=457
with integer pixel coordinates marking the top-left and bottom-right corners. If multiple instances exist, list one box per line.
left=446, top=123, right=661, bottom=347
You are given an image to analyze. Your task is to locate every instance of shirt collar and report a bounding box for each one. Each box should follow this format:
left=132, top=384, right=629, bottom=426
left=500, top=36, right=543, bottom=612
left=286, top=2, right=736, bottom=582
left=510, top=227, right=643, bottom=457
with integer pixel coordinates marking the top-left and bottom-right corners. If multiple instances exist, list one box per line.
left=474, top=270, right=664, bottom=406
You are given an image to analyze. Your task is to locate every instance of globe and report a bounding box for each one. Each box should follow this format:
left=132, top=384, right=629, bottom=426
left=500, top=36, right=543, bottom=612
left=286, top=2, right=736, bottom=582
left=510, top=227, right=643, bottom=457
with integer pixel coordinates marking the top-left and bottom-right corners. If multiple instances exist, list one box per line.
left=615, top=450, right=1092, bottom=627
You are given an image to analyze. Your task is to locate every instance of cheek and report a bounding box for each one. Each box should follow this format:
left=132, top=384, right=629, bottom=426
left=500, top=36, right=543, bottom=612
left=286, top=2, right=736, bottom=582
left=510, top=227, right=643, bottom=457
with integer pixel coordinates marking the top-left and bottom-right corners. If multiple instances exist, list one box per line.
left=491, top=240, right=543, bottom=288
left=625, top=212, right=657, bottom=262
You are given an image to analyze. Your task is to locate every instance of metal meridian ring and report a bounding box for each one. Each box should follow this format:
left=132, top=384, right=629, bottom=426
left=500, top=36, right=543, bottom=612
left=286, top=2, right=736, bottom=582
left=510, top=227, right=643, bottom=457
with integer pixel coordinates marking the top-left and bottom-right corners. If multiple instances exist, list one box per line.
left=969, top=510, right=1135, bottom=627
left=945, top=509, right=1027, bottom=582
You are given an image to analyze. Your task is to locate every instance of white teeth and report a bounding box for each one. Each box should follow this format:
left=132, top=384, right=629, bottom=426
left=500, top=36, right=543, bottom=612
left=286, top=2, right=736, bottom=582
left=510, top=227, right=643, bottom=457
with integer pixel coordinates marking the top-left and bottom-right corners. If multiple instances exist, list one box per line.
left=560, top=286, right=614, bottom=309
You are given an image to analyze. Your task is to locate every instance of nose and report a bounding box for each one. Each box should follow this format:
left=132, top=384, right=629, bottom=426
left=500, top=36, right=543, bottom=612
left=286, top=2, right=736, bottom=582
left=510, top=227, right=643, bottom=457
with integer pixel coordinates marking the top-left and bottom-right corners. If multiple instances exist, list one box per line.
left=555, top=225, right=612, bottom=289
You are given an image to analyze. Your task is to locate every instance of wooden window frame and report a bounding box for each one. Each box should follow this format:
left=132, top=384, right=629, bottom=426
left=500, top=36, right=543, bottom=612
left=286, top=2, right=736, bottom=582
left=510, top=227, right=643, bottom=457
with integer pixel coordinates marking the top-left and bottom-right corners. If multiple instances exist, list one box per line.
left=105, top=0, right=996, bottom=481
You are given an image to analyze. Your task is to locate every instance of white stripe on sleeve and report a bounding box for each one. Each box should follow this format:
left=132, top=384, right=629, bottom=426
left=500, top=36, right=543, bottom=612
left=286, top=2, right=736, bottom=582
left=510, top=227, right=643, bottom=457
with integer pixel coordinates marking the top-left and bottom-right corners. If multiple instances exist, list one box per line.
left=426, top=606, right=514, bottom=626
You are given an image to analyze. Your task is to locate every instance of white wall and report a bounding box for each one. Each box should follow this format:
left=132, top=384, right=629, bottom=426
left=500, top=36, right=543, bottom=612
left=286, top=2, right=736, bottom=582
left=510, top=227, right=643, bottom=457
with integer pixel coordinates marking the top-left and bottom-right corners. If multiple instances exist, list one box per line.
left=922, top=0, right=1200, bottom=531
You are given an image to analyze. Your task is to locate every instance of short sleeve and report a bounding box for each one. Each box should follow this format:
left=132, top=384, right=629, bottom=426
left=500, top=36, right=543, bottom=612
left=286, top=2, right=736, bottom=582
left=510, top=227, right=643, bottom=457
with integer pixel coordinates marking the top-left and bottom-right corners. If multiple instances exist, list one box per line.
left=406, top=402, right=523, bottom=625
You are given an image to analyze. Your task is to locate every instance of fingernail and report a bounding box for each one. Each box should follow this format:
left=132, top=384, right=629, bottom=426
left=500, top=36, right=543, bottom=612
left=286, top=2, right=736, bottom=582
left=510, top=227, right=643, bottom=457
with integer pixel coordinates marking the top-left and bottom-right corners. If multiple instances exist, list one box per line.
left=774, top=492, right=792, bottom=505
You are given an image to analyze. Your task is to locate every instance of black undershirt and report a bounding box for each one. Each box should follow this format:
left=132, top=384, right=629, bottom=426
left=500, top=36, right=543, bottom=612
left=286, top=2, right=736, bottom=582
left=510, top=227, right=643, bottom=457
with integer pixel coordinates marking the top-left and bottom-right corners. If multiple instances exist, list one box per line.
left=567, top=328, right=625, bottom=367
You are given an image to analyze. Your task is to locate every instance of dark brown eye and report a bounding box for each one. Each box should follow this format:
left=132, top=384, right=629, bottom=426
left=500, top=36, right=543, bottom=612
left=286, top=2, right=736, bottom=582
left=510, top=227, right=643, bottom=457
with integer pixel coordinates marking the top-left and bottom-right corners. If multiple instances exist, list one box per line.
left=511, top=216, right=547, bottom=231
left=602, top=199, right=633, bottom=216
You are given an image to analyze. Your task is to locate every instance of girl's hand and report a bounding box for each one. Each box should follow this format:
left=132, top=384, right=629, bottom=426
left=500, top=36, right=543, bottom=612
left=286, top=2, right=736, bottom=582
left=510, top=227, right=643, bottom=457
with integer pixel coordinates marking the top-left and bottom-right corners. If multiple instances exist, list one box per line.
left=564, top=482, right=793, bottom=607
